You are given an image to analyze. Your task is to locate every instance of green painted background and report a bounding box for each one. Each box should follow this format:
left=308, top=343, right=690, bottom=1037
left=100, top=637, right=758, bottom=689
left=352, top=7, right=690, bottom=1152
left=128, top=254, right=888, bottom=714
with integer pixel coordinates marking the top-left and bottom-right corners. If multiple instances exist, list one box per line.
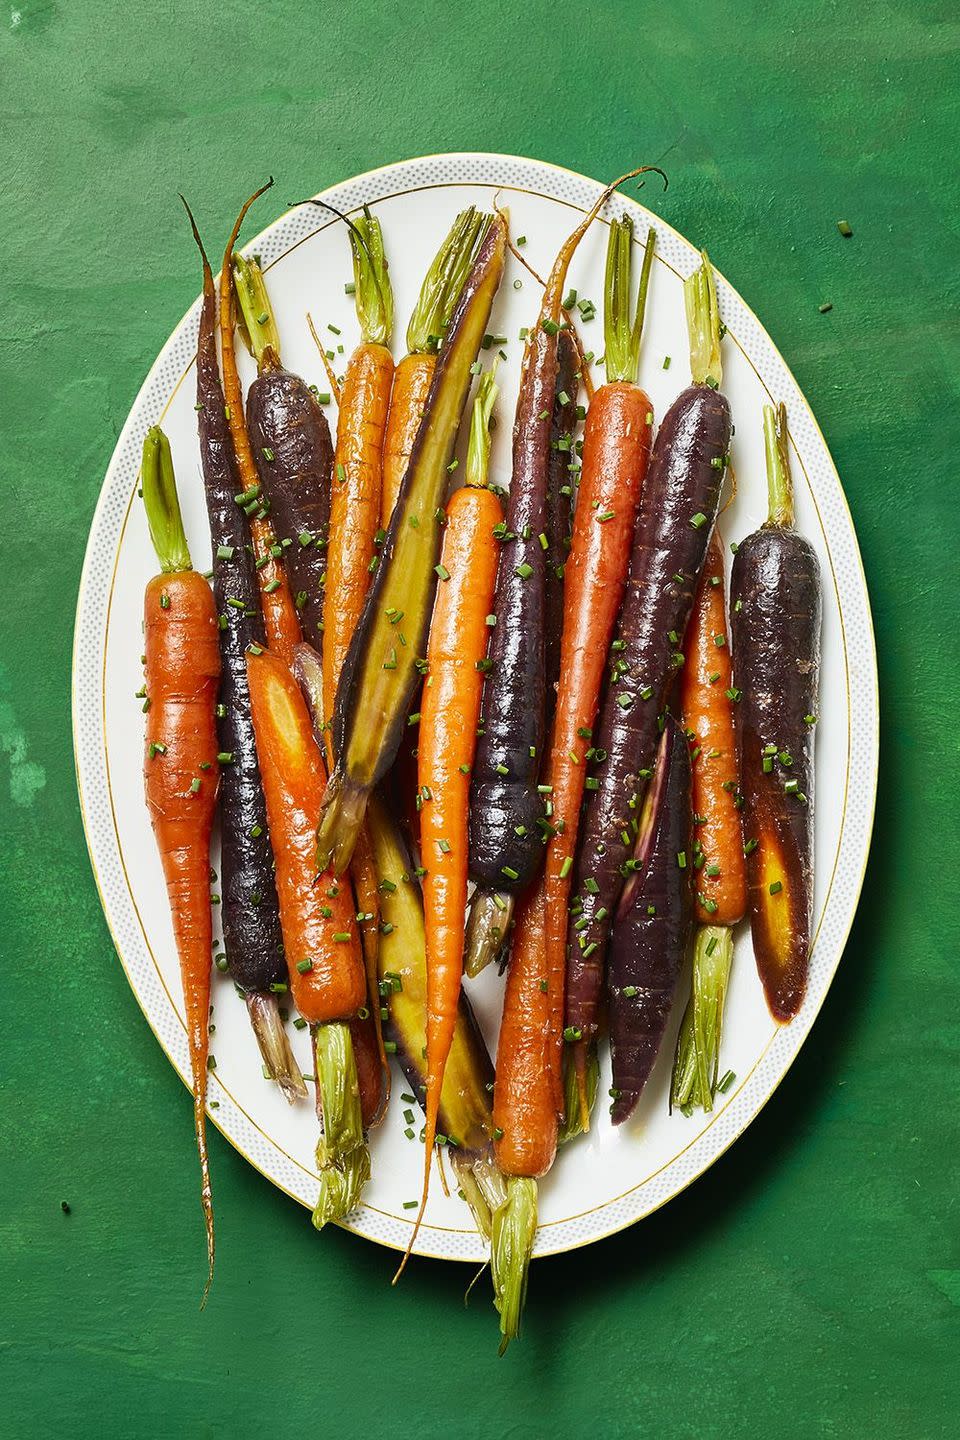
left=3, top=1, right=958, bottom=1435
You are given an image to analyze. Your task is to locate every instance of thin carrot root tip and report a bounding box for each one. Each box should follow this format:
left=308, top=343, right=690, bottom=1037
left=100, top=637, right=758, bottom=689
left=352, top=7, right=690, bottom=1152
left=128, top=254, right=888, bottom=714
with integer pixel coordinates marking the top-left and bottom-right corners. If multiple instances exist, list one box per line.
left=491, top=1177, right=538, bottom=1355
left=316, top=771, right=369, bottom=876
left=464, top=889, right=514, bottom=978
left=245, top=991, right=308, bottom=1105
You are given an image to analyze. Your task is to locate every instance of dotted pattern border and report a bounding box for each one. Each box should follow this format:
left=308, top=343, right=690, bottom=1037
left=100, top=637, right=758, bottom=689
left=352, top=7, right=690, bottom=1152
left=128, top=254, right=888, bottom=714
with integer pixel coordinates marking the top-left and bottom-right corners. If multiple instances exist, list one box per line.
left=72, top=153, right=879, bottom=1264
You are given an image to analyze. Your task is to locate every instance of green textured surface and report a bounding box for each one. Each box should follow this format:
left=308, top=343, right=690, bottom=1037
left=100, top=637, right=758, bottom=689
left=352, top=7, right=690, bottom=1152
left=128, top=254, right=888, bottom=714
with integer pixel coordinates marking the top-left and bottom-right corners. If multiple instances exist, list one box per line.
left=3, top=1, right=959, bottom=1435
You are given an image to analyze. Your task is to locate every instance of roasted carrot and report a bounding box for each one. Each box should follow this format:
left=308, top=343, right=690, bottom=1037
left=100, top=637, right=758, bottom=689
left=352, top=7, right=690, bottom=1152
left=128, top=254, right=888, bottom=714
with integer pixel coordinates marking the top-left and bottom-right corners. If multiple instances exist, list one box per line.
left=292, top=641, right=387, bottom=1130
left=681, top=530, right=746, bottom=926
left=541, top=218, right=656, bottom=1130
left=246, top=647, right=369, bottom=1226
left=219, top=180, right=300, bottom=664
left=730, top=403, right=821, bottom=1021
left=381, top=207, right=484, bottom=529
left=180, top=199, right=303, bottom=1103
left=311, top=209, right=394, bottom=1100
left=321, top=206, right=394, bottom=733
left=397, top=368, right=502, bottom=1269
left=140, top=426, right=220, bottom=1300
left=231, top=248, right=387, bottom=1110
left=671, top=529, right=745, bottom=1112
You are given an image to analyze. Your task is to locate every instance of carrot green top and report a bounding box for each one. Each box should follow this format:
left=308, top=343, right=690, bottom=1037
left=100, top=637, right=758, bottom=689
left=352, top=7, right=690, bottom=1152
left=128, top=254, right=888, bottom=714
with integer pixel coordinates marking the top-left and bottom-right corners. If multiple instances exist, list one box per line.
left=763, top=401, right=795, bottom=529
left=464, top=364, right=499, bottom=490
left=603, top=217, right=656, bottom=385
left=232, top=253, right=282, bottom=372
left=406, top=206, right=487, bottom=356
left=348, top=206, right=393, bottom=348
left=684, top=250, right=723, bottom=390
left=142, top=426, right=191, bottom=574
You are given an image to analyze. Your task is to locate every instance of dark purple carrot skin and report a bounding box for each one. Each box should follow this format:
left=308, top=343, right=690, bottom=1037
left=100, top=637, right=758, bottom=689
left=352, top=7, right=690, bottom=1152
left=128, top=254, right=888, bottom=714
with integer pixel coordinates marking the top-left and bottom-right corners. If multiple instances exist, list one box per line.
left=247, top=366, right=333, bottom=656
left=195, top=271, right=285, bottom=992
left=730, top=526, right=821, bottom=1019
left=544, top=330, right=579, bottom=731
left=566, top=384, right=730, bottom=1042
left=607, top=717, right=694, bottom=1123
left=469, top=324, right=560, bottom=890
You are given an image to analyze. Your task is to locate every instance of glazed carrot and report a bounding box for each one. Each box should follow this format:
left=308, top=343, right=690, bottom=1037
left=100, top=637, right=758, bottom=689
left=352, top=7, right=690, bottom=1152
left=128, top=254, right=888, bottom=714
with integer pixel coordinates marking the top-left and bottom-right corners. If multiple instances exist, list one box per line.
left=140, top=426, right=220, bottom=1300
left=311, top=209, right=394, bottom=1097
left=219, top=180, right=300, bottom=664
left=246, top=647, right=369, bottom=1226
left=381, top=208, right=485, bottom=528
left=231, top=248, right=387, bottom=1110
left=670, top=531, right=745, bottom=1113
left=180, top=199, right=304, bottom=1103
left=399, top=368, right=502, bottom=1269
left=541, top=218, right=656, bottom=1130
left=321, top=206, right=394, bottom=733
left=681, top=530, right=746, bottom=926
left=292, top=642, right=387, bottom=1130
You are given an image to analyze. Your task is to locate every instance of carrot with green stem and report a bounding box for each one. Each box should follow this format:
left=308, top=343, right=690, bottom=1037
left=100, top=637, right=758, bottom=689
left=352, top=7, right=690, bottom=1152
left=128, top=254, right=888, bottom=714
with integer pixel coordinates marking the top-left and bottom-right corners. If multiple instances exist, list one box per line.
left=395, top=366, right=502, bottom=1273
left=539, top=216, right=657, bottom=1132
left=180, top=198, right=303, bottom=1103
left=235, top=250, right=334, bottom=657
left=246, top=647, right=370, bottom=1225
left=313, top=207, right=395, bottom=1099
left=319, top=204, right=394, bottom=734
left=730, top=403, right=821, bottom=1021
left=140, top=426, right=220, bottom=1300
left=381, top=207, right=487, bottom=529
left=219, top=180, right=301, bottom=665
left=671, top=530, right=746, bottom=1112
left=233, top=250, right=387, bottom=1110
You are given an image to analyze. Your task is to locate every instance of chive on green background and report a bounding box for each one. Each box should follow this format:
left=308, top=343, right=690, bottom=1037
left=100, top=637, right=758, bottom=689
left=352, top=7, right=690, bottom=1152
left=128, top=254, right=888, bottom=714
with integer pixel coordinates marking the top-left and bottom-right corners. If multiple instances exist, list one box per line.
left=3, top=2, right=958, bottom=1435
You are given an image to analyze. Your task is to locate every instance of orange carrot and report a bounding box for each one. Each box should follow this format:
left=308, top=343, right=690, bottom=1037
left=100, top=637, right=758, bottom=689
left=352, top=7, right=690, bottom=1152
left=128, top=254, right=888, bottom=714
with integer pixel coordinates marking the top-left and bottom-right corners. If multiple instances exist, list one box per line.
left=399, top=369, right=501, bottom=1269
left=682, top=530, right=746, bottom=926
left=380, top=207, right=485, bottom=528
left=545, top=219, right=656, bottom=1130
left=246, top=646, right=370, bottom=1226
left=671, top=530, right=745, bottom=1114
left=382, top=353, right=434, bottom=529
left=493, top=884, right=558, bottom=1178
left=246, top=648, right=365, bottom=1023
left=487, top=173, right=668, bottom=1355
left=314, top=210, right=394, bottom=1100
left=140, top=426, right=221, bottom=1301
left=321, top=207, right=394, bottom=732
left=219, top=180, right=300, bottom=665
